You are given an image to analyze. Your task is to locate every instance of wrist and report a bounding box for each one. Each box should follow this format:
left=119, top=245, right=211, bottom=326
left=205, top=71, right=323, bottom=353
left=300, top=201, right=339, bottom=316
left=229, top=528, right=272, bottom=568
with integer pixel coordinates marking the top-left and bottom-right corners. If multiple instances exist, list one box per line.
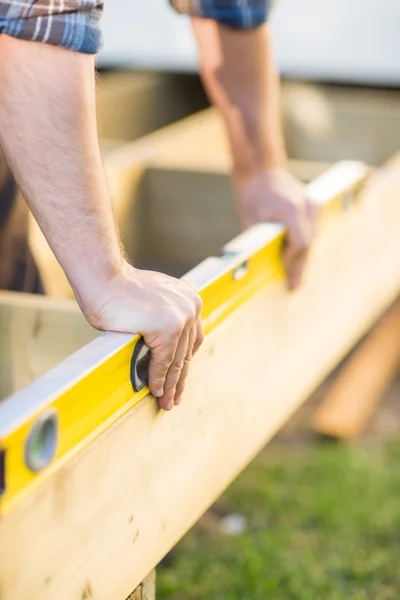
left=69, top=251, right=126, bottom=321
left=232, top=161, right=287, bottom=187
left=224, top=115, right=287, bottom=180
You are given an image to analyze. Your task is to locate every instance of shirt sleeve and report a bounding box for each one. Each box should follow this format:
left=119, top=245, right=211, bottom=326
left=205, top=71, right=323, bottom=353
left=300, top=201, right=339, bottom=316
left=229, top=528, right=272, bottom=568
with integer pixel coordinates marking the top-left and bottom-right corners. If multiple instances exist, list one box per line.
left=170, top=0, right=270, bottom=29
left=0, top=1, right=103, bottom=54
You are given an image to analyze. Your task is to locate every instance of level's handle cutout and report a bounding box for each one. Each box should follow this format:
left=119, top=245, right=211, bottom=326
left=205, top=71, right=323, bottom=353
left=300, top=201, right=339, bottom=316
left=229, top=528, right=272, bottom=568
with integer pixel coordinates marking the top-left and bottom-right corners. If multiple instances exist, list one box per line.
left=0, top=448, right=5, bottom=498
left=131, top=340, right=151, bottom=392
left=232, top=260, right=249, bottom=281
left=24, top=409, right=59, bottom=473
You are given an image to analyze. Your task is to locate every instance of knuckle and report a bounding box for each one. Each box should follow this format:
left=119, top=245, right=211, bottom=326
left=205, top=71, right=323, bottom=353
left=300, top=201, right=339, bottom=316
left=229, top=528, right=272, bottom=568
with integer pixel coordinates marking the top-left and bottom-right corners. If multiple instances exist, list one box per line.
left=175, top=382, right=185, bottom=398
left=164, top=381, right=176, bottom=404
left=164, top=381, right=177, bottom=395
left=150, top=364, right=171, bottom=382
left=153, top=351, right=175, bottom=367
left=291, top=238, right=308, bottom=254
left=297, top=235, right=311, bottom=253
left=183, top=305, right=196, bottom=325
left=194, top=294, right=203, bottom=314
left=183, top=284, right=203, bottom=313
left=171, top=358, right=186, bottom=372
left=151, top=375, right=167, bottom=386
left=163, top=314, right=184, bottom=337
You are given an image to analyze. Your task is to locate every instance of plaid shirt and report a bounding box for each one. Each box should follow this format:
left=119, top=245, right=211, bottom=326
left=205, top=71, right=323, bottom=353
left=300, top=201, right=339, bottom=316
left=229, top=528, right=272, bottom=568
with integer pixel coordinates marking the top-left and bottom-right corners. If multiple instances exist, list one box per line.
left=0, top=0, right=270, bottom=54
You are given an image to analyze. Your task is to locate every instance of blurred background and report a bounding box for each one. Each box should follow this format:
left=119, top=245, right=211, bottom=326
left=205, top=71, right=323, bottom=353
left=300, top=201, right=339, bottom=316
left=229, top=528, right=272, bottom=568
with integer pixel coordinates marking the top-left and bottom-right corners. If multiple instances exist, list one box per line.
left=98, top=0, right=400, bottom=86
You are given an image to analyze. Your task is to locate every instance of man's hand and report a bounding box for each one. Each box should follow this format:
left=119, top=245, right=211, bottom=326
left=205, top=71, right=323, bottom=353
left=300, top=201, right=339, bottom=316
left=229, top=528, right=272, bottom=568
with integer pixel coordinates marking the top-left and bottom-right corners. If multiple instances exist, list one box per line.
left=82, top=261, right=204, bottom=410
left=234, top=170, right=317, bottom=289
left=0, top=38, right=204, bottom=411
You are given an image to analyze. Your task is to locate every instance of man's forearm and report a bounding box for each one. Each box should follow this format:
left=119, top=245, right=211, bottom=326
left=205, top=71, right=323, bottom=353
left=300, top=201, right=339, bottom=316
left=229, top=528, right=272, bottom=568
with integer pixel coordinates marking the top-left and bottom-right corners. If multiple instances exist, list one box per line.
left=0, top=36, right=204, bottom=409
left=0, top=37, right=122, bottom=312
left=193, top=20, right=316, bottom=290
left=192, top=20, right=286, bottom=178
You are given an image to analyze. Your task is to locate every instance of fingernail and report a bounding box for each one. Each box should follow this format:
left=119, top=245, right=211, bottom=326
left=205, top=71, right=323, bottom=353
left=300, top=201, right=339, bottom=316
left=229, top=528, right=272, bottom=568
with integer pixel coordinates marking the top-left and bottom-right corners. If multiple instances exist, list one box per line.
left=175, top=395, right=182, bottom=406
left=167, top=400, right=174, bottom=411
left=155, top=388, right=164, bottom=398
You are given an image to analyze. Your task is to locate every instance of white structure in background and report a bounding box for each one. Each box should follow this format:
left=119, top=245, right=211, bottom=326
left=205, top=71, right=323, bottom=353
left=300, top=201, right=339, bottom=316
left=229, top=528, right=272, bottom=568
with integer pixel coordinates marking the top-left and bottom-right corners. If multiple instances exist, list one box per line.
left=99, top=0, right=400, bottom=86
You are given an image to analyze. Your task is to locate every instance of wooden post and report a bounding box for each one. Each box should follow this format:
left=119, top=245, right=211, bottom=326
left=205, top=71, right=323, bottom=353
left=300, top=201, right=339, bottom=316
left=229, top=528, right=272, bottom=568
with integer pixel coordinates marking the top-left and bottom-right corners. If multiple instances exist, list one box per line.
left=126, top=571, right=156, bottom=600
left=313, top=300, right=400, bottom=439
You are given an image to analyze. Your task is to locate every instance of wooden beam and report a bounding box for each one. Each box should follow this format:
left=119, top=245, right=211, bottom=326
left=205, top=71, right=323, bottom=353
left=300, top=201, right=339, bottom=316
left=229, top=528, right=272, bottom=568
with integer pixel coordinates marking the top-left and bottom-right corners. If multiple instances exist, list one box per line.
left=312, top=299, right=400, bottom=439
left=1, top=156, right=400, bottom=600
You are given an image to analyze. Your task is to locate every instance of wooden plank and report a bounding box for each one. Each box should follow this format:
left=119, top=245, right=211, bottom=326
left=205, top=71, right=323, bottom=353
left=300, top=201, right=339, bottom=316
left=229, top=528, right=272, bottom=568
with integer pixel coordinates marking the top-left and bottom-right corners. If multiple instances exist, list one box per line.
left=313, top=299, right=400, bottom=439
left=1, top=157, right=400, bottom=600
left=126, top=571, right=156, bottom=600
left=0, top=292, right=97, bottom=399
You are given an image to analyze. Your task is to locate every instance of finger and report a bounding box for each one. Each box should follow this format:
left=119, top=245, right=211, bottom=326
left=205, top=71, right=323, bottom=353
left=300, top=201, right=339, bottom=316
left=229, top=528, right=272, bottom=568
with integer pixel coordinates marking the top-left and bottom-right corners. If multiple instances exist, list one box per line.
left=287, top=201, right=319, bottom=290
left=284, top=243, right=308, bottom=290
left=159, top=327, right=190, bottom=411
left=174, top=323, right=197, bottom=406
left=175, top=318, right=204, bottom=405
left=306, top=200, right=320, bottom=234
left=192, top=317, right=204, bottom=356
left=145, top=327, right=181, bottom=400
left=283, top=207, right=313, bottom=290
left=286, top=255, right=305, bottom=290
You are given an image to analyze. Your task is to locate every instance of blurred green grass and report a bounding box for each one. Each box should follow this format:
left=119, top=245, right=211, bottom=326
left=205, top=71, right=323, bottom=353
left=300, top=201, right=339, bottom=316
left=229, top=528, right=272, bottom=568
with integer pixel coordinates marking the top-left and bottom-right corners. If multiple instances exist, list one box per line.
left=158, top=441, right=400, bottom=600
